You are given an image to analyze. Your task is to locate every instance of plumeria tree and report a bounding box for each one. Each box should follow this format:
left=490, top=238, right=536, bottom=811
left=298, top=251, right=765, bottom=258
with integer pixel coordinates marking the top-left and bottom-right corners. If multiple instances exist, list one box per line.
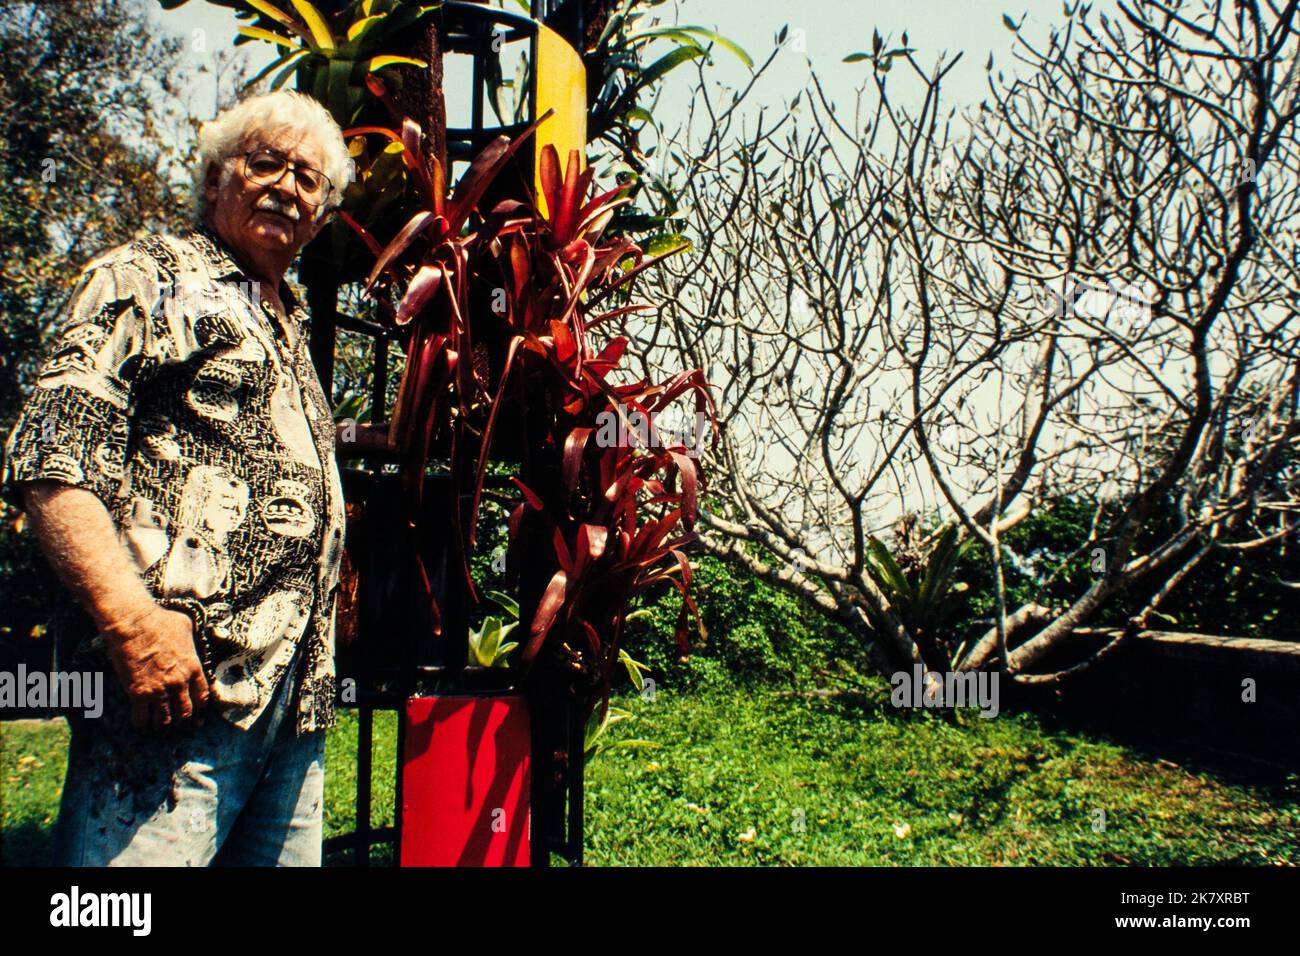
left=627, top=0, right=1300, bottom=683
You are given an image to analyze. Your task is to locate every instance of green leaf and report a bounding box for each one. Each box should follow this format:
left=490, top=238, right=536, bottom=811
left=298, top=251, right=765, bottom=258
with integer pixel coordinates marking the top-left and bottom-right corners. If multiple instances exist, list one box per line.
left=917, top=523, right=960, bottom=608
left=618, top=648, right=647, bottom=691
left=636, top=46, right=707, bottom=91
left=326, top=55, right=355, bottom=118
left=627, top=28, right=705, bottom=54
left=645, top=232, right=691, bottom=257
left=244, top=0, right=301, bottom=35
left=238, top=25, right=300, bottom=49
left=583, top=707, right=607, bottom=751
left=867, top=536, right=914, bottom=608
left=485, top=589, right=520, bottom=620
left=368, top=54, right=428, bottom=71
left=480, top=615, right=502, bottom=662
left=332, top=391, right=369, bottom=422
left=622, top=105, right=656, bottom=126
left=671, top=25, right=753, bottom=69
left=369, top=3, right=442, bottom=41
left=290, top=0, right=335, bottom=51
left=346, top=14, right=385, bottom=43
left=244, top=47, right=310, bottom=89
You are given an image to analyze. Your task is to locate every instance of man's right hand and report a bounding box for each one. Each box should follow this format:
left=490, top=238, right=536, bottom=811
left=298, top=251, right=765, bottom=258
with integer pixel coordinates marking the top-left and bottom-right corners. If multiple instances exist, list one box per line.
left=101, top=604, right=210, bottom=734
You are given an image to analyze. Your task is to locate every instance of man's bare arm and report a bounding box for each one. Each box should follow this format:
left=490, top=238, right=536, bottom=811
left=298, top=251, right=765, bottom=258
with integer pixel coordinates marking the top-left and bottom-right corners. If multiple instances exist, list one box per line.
left=21, top=481, right=209, bottom=732
left=23, top=481, right=162, bottom=630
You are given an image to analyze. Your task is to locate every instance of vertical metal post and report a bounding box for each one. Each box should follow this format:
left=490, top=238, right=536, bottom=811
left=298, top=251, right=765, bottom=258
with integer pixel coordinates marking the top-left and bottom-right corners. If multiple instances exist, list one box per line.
left=370, top=335, right=388, bottom=430
left=568, top=693, right=585, bottom=865
left=393, top=698, right=405, bottom=866
left=356, top=707, right=373, bottom=866
left=303, top=260, right=337, bottom=404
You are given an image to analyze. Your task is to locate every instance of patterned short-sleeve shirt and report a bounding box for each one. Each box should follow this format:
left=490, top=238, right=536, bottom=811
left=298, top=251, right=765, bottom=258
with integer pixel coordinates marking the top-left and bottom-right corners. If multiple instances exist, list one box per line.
left=2, top=222, right=345, bottom=736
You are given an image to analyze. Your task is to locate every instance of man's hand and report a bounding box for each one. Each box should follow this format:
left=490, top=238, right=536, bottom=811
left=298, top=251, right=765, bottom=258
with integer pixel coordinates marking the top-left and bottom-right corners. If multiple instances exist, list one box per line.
left=102, top=604, right=210, bottom=733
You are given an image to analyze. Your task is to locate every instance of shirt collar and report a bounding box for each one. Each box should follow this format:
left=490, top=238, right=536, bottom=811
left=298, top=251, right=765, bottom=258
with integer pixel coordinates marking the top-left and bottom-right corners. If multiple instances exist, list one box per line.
left=188, top=220, right=304, bottom=316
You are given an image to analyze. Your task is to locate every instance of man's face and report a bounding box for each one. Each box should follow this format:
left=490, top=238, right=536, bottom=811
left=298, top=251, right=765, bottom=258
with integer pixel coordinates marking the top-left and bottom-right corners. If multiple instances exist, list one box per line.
left=203, top=126, right=331, bottom=272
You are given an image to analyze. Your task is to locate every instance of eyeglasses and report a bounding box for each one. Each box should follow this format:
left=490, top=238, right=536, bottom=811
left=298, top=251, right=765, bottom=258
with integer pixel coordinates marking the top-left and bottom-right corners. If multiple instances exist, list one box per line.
left=236, top=147, right=333, bottom=209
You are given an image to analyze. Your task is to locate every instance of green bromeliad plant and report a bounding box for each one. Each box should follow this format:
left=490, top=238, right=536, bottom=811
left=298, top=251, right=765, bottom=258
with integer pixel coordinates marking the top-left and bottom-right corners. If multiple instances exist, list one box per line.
left=158, top=0, right=446, bottom=268
left=861, top=520, right=971, bottom=670
left=158, top=0, right=441, bottom=122
left=467, top=591, right=520, bottom=668
left=159, top=0, right=751, bottom=255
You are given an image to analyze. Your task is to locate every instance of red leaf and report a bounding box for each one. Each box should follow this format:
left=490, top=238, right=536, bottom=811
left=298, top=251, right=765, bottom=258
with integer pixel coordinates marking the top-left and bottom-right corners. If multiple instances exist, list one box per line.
left=667, top=451, right=699, bottom=526
left=336, top=210, right=383, bottom=257
left=670, top=547, right=693, bottom=588
left=446, top=109, right=553, bottom=233
left=550, top=319, right=578, bottom=364
left=579, top=523, right=608, bottom=563
left=581, top=619, right=602, bottom=659
left=553, top=526, right=574, bottom=574
left=396, top=264, right=443, bottom=325
left=405, top=119, right=439, bottom=208
left=538, top=143, right=563, bottom=227
left=511, top=476, right=545, bottom=510
left=552, top=149, right=593, bottom=242
left=524, top=569, right=569, bottom=668
left=586, top=239, right=691, bottom=310
left=576, top=191, right=632, bottom=240
left=365, top=211, right=438, bottom=293
left=562, top=426, right=593, bottom=497
left=591, top=336, right=629, bottom=369
left=674, top=601, right=691, bottom=657
left=467, top=335, right=523, bottom=544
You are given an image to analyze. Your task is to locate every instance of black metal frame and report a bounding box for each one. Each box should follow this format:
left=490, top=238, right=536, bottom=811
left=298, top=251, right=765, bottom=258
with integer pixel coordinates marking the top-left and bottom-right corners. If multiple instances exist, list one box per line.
left=310, top=0, right=591, bottom=868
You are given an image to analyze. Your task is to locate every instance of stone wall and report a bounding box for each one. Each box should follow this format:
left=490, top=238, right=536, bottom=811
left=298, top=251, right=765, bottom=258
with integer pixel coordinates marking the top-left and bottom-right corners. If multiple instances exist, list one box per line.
left=1004, top=628, right=1300, bottom=770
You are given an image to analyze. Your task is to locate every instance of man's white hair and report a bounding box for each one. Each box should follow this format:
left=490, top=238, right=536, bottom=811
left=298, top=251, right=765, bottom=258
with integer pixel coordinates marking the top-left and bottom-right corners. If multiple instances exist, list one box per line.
left=192, top=89, right=355, bottom=221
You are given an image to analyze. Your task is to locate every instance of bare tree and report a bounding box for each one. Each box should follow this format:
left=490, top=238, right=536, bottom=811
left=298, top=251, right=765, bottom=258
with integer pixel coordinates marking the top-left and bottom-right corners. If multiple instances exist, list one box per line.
left=619, top=0, right=1300, bottom=683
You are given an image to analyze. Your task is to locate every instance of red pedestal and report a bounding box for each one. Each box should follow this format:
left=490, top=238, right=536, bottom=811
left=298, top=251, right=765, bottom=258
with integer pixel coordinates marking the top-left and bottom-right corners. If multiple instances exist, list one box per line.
left=399, top=694, right=532, bottom=866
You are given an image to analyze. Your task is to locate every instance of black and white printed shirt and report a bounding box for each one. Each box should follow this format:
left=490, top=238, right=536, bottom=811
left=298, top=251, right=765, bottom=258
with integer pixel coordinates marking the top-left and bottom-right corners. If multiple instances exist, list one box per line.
left=2, top=222, right=346, bottom=735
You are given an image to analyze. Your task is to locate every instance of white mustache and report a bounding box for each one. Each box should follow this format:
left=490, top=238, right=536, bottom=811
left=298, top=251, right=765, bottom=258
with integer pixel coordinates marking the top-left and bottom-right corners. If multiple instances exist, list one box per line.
left=255, top=196, right=300, bottom=222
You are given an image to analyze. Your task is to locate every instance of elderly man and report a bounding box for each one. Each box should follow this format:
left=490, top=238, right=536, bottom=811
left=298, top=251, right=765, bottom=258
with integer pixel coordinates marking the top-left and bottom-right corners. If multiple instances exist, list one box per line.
left=1, top=90, right=359, bottom=866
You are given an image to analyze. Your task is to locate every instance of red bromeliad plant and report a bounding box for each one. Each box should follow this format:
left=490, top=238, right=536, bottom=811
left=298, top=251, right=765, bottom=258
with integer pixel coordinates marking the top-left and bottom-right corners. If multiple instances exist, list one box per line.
left=342, top=116, right=716, bottom=721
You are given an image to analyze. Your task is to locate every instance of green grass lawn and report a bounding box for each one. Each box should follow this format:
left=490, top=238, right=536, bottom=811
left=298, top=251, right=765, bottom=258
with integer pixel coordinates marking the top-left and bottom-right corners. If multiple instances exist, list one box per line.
left=3, top=684, right=1297, bottom=866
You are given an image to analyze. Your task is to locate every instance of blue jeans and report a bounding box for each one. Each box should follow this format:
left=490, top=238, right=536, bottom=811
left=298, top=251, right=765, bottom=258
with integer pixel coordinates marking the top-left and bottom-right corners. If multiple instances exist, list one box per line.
left=51, top=648, right=326, bottom=867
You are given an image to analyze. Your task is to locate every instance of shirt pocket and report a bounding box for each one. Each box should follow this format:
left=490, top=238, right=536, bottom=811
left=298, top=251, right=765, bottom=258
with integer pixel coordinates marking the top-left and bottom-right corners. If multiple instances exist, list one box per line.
left=181, top=312, right=270, bottom=425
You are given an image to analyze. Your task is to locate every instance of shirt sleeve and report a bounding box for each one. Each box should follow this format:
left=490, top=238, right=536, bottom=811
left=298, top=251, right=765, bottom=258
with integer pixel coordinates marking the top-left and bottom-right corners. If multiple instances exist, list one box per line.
left=2, top=246, right=165, bottom=514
